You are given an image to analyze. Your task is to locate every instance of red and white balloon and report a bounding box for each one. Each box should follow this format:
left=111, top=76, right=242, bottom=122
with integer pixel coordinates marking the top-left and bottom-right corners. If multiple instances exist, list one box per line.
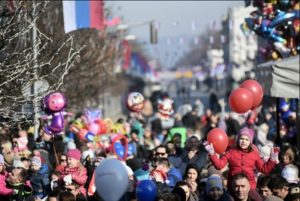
left=126, top=92, right=145, bottom=112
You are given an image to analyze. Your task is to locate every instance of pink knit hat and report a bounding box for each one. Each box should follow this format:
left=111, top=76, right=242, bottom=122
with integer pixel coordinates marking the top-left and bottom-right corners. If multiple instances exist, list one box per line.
left=66, top=149, right=81, bottom=160
left=238, top=127, right=254, bottom=143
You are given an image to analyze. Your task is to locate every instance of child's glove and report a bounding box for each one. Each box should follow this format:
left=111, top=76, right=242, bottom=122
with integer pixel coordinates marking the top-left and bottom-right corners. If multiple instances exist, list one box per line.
left=203, top=141, right=215, bottom=155
left=63, top=174, right=73, bottom=185
left=270, top=146, right=280, bottom=161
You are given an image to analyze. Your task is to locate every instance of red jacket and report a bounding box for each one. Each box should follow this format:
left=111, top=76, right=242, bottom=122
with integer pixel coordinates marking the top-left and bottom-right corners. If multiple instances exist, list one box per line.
left=209, top=146, right=276, bottom=189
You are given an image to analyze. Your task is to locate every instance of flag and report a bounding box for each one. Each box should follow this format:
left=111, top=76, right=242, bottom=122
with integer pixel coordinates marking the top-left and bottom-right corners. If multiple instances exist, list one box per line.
left=63, top=0, right=104, bottom=33
left=104, top=16, right=121, bottom=27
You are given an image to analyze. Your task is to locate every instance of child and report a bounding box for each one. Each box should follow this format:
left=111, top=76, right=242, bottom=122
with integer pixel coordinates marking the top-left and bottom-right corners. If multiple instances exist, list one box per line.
left=29, top=156, right=50, bottom=199
left=204, top=127, right=278, bottom=191
left=0, top=154, right=14, bottom=198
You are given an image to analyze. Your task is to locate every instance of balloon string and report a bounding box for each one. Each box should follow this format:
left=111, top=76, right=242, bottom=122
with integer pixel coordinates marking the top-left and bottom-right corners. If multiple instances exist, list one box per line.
left=52, top=135, right=59, bottom=166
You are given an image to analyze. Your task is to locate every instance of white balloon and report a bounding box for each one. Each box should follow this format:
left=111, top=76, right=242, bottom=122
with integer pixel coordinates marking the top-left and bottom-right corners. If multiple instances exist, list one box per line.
left=95, top=158, right=129, bottom=201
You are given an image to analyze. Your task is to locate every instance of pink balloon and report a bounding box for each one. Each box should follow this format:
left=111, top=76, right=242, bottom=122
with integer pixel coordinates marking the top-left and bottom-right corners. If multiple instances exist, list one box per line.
left=240, top=80, right=263, bottom=109
left=229, top=88, right=253, bottom=114
left=89, top=123, right=100, bottom=134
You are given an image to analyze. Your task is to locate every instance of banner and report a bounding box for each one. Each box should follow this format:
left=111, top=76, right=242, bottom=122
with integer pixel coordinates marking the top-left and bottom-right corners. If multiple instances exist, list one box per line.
left=63, top=0, right=104, bottom=33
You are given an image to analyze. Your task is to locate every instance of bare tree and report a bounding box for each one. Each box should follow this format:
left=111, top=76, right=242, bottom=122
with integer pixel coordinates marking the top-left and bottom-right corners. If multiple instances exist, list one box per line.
left=0, top=1, right=125, bottom=129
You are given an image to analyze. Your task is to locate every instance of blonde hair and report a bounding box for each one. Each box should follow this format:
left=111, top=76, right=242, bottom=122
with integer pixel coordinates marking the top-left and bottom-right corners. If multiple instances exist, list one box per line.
left=284, top=147, right=295, bottom=162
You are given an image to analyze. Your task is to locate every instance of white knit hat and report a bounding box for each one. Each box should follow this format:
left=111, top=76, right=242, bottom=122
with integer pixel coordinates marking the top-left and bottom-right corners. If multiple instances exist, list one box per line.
left=281, top=164, right=299, bottom=184
left=13, top=159, right=25, bottom=169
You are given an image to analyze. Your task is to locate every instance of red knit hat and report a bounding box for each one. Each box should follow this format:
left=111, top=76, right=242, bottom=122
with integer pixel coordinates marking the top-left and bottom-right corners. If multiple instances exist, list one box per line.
left=67, top=149, right=81, bottom=160
left=238, top=127, right=254, bottom=143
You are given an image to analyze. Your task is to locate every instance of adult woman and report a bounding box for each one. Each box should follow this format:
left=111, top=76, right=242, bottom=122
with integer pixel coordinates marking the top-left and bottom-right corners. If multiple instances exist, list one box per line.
left=204, top=127, right=278, bottom=191
left=183, top=164, right=201, bottom=197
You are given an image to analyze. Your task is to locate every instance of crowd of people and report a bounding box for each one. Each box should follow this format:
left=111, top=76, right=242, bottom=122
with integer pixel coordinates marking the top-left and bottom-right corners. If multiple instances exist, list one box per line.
left=0, top=95, right=299, bottom=201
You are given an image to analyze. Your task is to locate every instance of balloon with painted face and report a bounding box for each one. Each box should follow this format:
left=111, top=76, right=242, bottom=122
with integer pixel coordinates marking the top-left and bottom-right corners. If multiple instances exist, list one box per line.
left=157, top=98, right=174, bottom=119
left=126, top=92, right=145, bottom=112
left=42, top=92, right=67, bottom=135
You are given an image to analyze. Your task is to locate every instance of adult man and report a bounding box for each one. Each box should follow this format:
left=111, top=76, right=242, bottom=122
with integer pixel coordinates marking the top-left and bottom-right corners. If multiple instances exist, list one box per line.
left=257, top=174, right=273, bottom=199
left=155, top=145, right=168, bottom=159
left=232, top=173, right=262, bottom=201
left=6, top=167, right=34, bottom=201
left=269, top=176, right=291, bottom=201
left=151, top=157, right=182, bottom=188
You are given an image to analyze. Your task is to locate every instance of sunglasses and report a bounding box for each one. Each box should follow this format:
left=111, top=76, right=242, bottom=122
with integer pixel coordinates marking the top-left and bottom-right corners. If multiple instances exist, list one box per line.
left=156, top=152, right=166, bottom=156
left=60, top=159, right=67, bottom=162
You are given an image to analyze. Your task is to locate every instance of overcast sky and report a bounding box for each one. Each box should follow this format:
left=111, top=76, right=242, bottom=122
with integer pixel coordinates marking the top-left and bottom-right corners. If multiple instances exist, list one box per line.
left=106, top=1, right=245, bottom=67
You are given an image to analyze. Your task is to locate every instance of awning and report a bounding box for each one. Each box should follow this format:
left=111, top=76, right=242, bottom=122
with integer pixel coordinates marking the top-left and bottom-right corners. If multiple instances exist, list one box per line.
left=256, top=56, right=300, bottom=98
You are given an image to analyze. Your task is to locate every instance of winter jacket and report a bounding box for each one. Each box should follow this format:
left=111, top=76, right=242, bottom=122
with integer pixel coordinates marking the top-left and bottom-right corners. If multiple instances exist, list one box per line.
left=209, top=147, right=276, bottom=190
left=29, top=164, right=50, bottom=198
left=199, top=190, right=234, bottom=201
left=6, top=182, right=34, bottom=201
left=166, top=167, right=182, bottom=187
left=0, top=172, right=13, bottom=196
left=58, top=164, right=88, bottom=195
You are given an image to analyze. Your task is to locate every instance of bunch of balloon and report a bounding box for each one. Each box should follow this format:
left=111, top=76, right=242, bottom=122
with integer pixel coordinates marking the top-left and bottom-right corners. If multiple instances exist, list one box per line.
left=229, top=80, right=263, bottom=114
left=242, top=0, right=300, bottom=60
left=41, top=92, right=71, bottom=135
left=136, top=180, right=157, bottom=201
left=207, top=128, right=228, bottom=154
left=69, top=109, right=107, bottom=142
left=95, top=158, right=129, bottom=201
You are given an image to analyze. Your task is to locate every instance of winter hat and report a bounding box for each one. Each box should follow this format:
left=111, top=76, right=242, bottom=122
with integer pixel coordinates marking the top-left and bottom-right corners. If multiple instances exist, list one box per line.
left=281, top=164, right=299, bottom=184
left=264, top=195, right=283, bottom=201
left=67, top=141, right=76, bottom=150
left=238, top=127, right=254, bottom=143
left=0, top=154, right=4, bottom=164
left=66, top=149, right=81, bottom=160
left=289, top=185, right=300, bottom=200
left=31, top=156, right=42, bottom=168
left=206, top=175, right=223, bottom=193
left=13, top=159, right=25, bottom=169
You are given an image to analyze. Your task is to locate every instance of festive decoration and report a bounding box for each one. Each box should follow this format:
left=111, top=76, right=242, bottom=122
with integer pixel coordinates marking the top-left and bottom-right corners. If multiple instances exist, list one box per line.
left=240, top=80, right=264, bottom=110
left=95, top=159, right=129, bottom=201
left=243, top=0, right=300, bottom=60
left=111, top=134, right=128, bottom=160
left=126, top=92, right=145, bottom=112
left=207, top=128, right=228, bottom=154
left=157, top=98, right=174, bottom=120
left=136, top=180, right=157, bottom=201
left=229, top=88, right=253, bottom=114
left=41, top=92, right=69, bottom=135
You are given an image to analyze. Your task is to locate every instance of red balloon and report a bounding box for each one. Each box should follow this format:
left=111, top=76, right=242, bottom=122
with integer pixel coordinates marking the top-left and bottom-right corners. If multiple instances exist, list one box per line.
left=229, top=88, right=253, bottom=114
left=207, top=128, right=228, bottom=154
left=240, top=80, right=263, bottom=109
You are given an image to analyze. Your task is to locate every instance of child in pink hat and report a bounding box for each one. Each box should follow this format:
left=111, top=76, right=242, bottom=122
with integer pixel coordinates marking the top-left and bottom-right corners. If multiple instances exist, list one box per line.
left=204, top=126, right=279, bottom=192
left=56, top=149, right=87, bottom=196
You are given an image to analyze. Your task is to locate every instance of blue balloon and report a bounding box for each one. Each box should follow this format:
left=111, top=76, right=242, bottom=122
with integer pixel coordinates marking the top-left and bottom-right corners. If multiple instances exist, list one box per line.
left=114, top=142, right=125, bottom=158
left=136, top=180, right=157, bottom=201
